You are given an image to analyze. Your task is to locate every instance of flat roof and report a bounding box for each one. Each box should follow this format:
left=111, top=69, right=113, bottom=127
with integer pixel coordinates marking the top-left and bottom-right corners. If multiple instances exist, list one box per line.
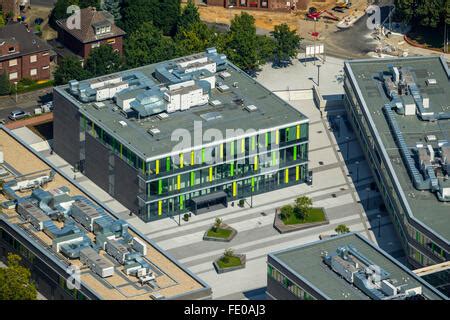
left=54, top=52, right=308, bottom=162
left=269, top=233, right=445, bottom=300
left=345, top=56, right=450, bottom=243
left=0, top=128, right=208, bottom=300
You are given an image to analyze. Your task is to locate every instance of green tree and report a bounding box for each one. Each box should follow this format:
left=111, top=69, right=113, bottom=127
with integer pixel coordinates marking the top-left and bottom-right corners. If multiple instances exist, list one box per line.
left=125, top=22, right=176, bottom=68
left=177, top=0, right=201, bottom=32
left=256, top=35, right=276, bottom=64
left=280, top=205, right=294, bottom=220
left=293, top=196, right=312, bottom=220
left=54, top=56, right=90, bottom=85
left=121, top=0, right=155, bottom=33
left=175, top=21, right=216, bottom=56
left=222, top=248, right=235, bottom=263
left=224, top=12, right=261, bottom=73
left=0, top=11, right=5, bottom=27
left=213, top=217, right=223, bottom=232
left=0, top=253, right=37, bottom=300
left=271, top=23, right=301, bottom=66
left=121, top=0, right=180, bottom=35
left=79, top=0, right=100, bottom=9
left=335, top=224, right=350, bottom=234
left=0, top=72, right=11, bottom=95
left=416, top=0, right=444, bottom=28
left=50, top=0, right=79, bottom=25
left=85, top=45, right=123, bottom=77
left=394, top=0, right=417, bottom=24
left=101, top=0, right=122, bottom=21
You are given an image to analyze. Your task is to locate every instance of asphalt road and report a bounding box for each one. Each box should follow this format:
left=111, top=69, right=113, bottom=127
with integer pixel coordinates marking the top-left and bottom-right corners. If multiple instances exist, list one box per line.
left=323, top=3, right=395, bottom=59
left=0, top=89, right=52, bottom=123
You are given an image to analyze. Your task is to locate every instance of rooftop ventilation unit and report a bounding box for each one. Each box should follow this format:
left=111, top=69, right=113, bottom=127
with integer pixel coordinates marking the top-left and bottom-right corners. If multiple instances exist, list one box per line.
left=426, top=79, right=437, bottom=86
left=200, top=112, right=222, bottom=122
left=156, top=112, right=169, bottom=120
left=148, top=128, right=160, bottom=136
left=118, top=120, right=127, bottom=127
left=209, top=99, right=222, bottom=107
left=219, top=71, right=231, bottom=79
left=217, top=84, right=230, bottom=92
left=93, top=102, right=106, bottom=110
left=245, top=105, right=258, bottom=112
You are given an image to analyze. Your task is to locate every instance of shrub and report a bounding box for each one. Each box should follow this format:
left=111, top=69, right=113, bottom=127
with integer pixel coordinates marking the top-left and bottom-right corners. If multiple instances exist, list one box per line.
left=280, top=205, right=294, bottom=220
left=183, top=213, right=189, bottom=221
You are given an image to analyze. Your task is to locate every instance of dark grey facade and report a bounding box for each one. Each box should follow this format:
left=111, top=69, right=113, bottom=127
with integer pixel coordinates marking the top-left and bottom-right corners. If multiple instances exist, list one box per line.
left=53, top=89, right=81, bottom=168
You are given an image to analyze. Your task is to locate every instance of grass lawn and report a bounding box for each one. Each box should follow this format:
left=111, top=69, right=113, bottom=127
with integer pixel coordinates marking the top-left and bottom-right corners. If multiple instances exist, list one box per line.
left=217, top=256, right=243, bottom=269
left=207, top=227, right=232, bottom=239
left=281, top=208, right=326, bottom=226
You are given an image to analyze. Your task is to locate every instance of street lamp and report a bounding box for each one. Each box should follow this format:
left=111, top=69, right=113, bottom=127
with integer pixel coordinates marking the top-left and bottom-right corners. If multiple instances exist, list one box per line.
left=14, top=82, right=18, bottom=103
left=365, top=187, right=371, bottom=210
left=317, top=64, right=322, bottom=86
left=377, top=214, right=382, bottom=237
left=228, top=5, right=234, bottom=30
left=355, top=161, right=360, bottom=183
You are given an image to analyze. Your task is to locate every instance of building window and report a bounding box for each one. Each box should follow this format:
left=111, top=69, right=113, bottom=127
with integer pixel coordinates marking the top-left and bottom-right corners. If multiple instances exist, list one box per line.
left=30, top=55, right=37, bottom=63
left=9, top=59, right=17, bottom=67
left=107, top=38, right=116, bottom=45
left=8, top=47, right=15, bottom=53
left=42, top=65, right=50, bottom=70
left=42, top=52, right=49, bottom=56
left=92, top=42, right=100, bottom=49
left=9, top=72, right=18, bottom=80
left=30, top=69, right=37, bottom=76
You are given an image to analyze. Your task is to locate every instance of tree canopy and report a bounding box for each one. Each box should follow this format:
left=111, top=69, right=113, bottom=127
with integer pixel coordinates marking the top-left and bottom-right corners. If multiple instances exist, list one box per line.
left=121, top=0, right=180, bottom=35
left=177, top=0, right=201, bottom=32
left=0, top=72, right=11, bottom=95
left=85, top=45, right=123, bottom=77
left=125, top=22, right=176, bottom=68
left=54, top=56, right=90, bottom=85
left=0, top=253, right=37, bottom=300
left=395, top=0, right=450, bottom=28
left=271, top=23, right=302, bottom=66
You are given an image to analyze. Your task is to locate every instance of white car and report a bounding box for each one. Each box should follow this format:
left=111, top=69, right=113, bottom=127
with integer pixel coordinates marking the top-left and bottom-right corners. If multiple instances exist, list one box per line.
left=8, top=110, right=31, bottom=121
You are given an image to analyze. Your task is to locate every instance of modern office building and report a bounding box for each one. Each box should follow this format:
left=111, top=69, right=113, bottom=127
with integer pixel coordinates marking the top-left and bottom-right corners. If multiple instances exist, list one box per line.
left=267, top=233, right=447, bottom=300
left=343, top=56, right=450, bottom=268
left=53, top=48, right=309, bottom=222
left=0, top=127, right=211, bottom=300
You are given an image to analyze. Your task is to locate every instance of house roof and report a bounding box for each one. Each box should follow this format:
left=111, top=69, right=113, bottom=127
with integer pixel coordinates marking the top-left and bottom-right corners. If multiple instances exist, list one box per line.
left=0, top=22, right=51, bottom=63
left=56, top=7, right=126, bottom=44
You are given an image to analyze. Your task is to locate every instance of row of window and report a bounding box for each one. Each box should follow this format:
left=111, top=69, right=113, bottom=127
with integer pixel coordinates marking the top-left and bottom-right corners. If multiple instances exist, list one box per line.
left=144, top=144, right=307, bottom=198
left=268, top=265, right=315, bottom=300
left=139, top=164, right=308, bottom=220
left=5, top=66, right=49, bottom=80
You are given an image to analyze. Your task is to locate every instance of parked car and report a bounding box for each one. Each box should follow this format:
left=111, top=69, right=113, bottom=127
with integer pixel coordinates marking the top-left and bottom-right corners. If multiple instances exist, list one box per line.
left=42, top=101, right=54, bottom=111
left=8, top=110, right=31, bottom=121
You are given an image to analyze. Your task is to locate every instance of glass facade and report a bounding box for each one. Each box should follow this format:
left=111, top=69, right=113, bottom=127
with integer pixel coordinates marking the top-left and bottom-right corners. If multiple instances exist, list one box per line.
left=79, top=116, right=309, bottom=222
left=267, top=264, right=315, bottom=300
left=343, top=75, right=449, bottom=268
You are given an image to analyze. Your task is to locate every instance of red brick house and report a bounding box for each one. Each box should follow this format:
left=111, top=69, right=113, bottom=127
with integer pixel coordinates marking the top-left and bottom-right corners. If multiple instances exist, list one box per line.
left=193, top=0, right=299, bottom=11
left=56, top=7, right=125, bottom=60
left=0, top=23, right=51, bottom=82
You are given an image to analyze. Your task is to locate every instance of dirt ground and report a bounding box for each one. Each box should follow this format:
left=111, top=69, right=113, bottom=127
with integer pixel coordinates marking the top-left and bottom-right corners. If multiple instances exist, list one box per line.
left=198, top=0, right=368, bottom=41
left=24, top=5, right=56, bottom=40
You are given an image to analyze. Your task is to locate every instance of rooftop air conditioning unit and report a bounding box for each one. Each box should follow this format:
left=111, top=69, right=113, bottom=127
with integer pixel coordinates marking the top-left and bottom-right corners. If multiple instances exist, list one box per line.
left=156, top=112, right=169, bottom=120
left=426, top=79, right=437, bottom=86
left=245, top=105, right=258, bottom=112
left=118, top=120, right=127, bottom=127
left=148, top=128, right=160, bottom=136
